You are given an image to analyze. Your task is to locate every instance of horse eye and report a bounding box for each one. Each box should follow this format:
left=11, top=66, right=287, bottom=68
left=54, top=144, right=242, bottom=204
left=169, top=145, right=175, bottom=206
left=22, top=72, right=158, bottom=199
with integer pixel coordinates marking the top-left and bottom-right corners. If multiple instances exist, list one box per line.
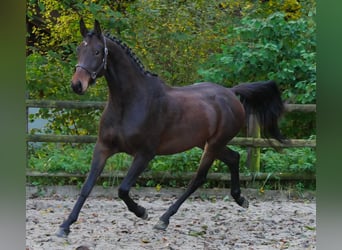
left=95, top=50, right=100, bottom=55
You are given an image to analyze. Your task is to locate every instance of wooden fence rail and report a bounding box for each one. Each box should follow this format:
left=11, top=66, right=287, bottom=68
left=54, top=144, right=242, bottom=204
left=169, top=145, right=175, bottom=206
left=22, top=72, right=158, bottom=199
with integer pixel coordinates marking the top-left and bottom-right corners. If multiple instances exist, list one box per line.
left=26, top=100, right=316, bottom=112
left=26, top=134, right=315, bottom=148
left=26, top=100, right=316, bottom=148
left=27, top=170, right=315, bottom=182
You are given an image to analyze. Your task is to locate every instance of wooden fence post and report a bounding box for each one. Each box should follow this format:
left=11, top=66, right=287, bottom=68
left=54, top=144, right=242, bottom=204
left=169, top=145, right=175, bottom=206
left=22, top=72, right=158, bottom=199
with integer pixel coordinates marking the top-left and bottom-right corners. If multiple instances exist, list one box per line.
left=246, top=114, right=261, bottom=173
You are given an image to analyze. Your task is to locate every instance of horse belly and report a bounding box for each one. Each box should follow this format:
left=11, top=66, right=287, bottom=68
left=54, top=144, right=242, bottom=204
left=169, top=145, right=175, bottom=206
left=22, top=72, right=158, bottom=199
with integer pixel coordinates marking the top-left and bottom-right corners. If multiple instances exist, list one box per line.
left=156, top=125, right=208, bottom=155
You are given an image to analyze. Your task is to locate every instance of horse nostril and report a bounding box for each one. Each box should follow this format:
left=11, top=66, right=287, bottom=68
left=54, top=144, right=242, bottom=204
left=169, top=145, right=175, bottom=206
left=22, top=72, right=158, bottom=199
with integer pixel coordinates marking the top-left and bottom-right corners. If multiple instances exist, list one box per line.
left=71, top=81, right=83, bottom=94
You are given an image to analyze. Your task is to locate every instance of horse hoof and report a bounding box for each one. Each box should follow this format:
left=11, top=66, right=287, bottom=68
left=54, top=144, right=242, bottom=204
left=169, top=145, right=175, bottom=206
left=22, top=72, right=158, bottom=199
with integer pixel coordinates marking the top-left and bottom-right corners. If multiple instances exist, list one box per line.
left=153, top=220, right=169, bottom=231
left=76, top=246, right=90, bottom=250
left=239, top=197, right=249, bottom=209
left=140, top=209, right=148, bottom=220
left=55, top=227, right=70, bottom=238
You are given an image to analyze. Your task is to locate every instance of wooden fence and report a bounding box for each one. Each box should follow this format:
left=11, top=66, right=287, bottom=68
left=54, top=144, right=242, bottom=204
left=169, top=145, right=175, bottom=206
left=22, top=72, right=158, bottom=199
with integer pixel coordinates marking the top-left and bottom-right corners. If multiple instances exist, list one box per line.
left=26, top=100, right=316, bottom=184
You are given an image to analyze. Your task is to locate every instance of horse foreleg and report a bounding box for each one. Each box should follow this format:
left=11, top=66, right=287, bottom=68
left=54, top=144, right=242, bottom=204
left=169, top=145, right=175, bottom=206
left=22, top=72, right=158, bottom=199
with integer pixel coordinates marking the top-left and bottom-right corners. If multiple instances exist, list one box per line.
left=154, top=150, right=215, bottom=230
left=56, top=142, right=115, bottom=237
left=118, top=152, right=153, bottom=219
left=217, top=147, right=249, bottom=208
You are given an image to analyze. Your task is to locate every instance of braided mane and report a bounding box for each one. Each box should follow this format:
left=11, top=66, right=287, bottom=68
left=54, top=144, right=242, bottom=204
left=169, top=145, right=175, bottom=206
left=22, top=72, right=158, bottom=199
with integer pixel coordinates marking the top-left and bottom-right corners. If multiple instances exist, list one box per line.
left=105, top=33, right=158, bottom=77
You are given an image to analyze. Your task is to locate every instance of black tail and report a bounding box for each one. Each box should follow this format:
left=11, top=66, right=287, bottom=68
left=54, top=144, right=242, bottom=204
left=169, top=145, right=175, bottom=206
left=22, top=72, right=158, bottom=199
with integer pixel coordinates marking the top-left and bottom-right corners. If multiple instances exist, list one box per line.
left=232, top=80, right=284, bottom=142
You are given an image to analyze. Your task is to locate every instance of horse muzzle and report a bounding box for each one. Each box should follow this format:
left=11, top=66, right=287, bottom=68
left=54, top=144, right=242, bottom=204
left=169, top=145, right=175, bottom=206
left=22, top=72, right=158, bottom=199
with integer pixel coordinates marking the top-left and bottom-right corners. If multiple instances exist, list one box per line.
left=71, top=80, right=86, bottom=95
left=71, top=66, right=94, bottom=95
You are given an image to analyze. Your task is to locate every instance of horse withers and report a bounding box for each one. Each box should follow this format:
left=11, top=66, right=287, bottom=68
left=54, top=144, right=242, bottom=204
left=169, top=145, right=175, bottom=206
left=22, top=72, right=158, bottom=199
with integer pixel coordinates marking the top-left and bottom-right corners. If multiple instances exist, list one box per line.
left=56, top=19, right=284, bottom=237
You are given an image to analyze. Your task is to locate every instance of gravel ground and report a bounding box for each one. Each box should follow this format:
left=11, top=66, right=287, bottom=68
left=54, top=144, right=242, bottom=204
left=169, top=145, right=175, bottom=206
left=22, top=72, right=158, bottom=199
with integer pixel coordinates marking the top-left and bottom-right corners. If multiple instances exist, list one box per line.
left=26, top=187, right=316, bottom=250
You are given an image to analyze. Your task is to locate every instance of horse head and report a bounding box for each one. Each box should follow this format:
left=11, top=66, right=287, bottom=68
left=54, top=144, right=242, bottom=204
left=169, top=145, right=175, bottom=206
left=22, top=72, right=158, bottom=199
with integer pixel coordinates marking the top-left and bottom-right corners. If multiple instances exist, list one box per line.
left=71, top=19, right=108, bottom=95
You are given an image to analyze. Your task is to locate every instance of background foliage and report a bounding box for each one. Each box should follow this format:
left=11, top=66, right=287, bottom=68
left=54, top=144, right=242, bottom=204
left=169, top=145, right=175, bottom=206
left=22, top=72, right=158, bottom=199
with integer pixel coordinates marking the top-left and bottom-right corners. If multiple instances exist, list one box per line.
left=27, top=0, right=316, bottom=136
left=26, top=0, right=316, bottom=187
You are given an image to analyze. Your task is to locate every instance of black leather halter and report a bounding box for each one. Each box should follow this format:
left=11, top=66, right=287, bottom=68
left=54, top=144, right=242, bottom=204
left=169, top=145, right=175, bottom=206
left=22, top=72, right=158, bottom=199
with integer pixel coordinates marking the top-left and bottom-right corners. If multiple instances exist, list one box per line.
left=75, top=35, right=108, bottom=80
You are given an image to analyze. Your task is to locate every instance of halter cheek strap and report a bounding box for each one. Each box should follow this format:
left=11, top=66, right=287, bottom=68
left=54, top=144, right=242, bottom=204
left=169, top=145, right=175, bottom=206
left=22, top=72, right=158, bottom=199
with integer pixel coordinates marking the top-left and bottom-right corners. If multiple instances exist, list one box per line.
left=75, top=35, right=108, bottom=80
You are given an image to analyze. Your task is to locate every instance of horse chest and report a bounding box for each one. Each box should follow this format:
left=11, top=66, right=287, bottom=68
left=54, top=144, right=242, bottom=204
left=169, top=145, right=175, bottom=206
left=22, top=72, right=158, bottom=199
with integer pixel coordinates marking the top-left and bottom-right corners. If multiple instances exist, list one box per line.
left=99, top=111, right=153, bottom=153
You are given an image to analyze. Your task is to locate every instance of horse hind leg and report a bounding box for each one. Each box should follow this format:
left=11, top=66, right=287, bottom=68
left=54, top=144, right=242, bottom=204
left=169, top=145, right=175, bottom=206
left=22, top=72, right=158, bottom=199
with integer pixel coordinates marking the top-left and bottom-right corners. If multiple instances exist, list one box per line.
left=217, top=147, right=249, bottom=208
left=154, top=146, right=215, bottom=230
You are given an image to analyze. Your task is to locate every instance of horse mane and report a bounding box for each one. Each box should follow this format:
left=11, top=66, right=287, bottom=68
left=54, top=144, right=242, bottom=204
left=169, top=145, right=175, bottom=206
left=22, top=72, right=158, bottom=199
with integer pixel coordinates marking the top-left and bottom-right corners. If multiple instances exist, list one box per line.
left=104, top=33, right=158, bottom=77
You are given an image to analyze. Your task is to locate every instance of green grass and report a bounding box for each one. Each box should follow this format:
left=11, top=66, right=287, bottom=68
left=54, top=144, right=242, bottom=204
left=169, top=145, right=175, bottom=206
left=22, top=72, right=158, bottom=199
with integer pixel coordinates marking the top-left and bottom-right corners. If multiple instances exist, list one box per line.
left=27, top=142, right=316, bottom=189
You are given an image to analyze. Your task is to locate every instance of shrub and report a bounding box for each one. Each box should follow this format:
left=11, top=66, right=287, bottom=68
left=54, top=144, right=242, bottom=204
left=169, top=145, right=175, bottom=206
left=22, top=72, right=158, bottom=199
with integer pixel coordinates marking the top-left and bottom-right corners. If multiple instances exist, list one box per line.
left=198, top=11, right=316, bottom=104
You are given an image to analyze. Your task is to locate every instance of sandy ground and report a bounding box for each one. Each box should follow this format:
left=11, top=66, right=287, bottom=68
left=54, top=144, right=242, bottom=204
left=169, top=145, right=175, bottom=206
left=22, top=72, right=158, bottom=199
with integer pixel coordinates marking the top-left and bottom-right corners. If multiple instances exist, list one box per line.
left=26, top=187, right=316, bottom=250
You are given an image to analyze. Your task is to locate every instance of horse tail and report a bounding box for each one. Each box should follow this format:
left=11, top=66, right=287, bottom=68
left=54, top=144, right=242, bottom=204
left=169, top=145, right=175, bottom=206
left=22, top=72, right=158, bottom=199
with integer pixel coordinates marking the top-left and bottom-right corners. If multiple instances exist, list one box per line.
left=231, top=80, right=285, bottom=142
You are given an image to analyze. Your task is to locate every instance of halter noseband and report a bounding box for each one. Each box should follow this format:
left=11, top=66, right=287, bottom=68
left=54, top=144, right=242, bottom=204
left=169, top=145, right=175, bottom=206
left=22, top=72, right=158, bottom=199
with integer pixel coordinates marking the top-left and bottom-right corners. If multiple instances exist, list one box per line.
left=75, top=35, right=108, bottom=80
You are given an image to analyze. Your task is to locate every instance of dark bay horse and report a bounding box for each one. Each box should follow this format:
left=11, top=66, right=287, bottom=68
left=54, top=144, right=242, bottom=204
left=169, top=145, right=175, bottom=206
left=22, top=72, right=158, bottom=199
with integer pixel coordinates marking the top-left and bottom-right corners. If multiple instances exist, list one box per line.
left=56, top=19, right=284, bottom=237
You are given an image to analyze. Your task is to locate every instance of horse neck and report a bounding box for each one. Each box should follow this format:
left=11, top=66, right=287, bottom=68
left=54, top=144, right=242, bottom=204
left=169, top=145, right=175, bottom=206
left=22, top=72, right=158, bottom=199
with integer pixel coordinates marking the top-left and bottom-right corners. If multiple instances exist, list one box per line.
left=103, top=39, right=165, bottom=107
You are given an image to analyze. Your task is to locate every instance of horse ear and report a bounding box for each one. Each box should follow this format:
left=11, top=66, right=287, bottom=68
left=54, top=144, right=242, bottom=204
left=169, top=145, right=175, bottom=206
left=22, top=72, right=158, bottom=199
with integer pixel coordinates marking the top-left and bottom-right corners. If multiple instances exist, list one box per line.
left=94, top=19, right=102, bottom=37
left=80, top=18, right=88, bottom=38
